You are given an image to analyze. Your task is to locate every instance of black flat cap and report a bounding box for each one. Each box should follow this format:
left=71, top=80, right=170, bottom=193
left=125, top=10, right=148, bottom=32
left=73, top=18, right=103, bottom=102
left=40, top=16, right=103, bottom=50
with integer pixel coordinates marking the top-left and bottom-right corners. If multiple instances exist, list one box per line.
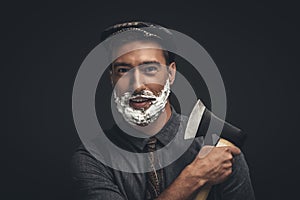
left=100, top=21, right=174, bottom=45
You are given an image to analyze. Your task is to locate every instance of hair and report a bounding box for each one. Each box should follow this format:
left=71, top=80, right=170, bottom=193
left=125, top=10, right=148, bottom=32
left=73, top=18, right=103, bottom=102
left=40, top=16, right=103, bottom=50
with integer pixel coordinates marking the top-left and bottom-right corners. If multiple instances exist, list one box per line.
left=101, top=21, right=176, bottom=65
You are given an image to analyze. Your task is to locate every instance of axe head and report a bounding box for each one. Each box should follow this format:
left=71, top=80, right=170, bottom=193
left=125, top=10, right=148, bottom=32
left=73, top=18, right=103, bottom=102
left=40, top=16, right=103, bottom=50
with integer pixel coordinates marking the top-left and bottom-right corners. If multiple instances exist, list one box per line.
left=184, top=100, right=247, bottom=148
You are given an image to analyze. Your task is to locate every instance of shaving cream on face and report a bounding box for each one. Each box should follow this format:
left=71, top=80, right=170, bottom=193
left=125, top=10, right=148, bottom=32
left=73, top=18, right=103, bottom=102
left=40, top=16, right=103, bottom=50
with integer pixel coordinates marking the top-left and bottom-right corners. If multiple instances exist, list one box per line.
left=113, top=79, right=170, bottom=126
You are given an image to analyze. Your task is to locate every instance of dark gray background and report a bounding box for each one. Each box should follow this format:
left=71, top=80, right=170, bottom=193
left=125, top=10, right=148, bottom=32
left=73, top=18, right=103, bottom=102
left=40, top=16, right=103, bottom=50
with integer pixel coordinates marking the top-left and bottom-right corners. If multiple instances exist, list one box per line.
left=2, top=1, right=299, bottom=199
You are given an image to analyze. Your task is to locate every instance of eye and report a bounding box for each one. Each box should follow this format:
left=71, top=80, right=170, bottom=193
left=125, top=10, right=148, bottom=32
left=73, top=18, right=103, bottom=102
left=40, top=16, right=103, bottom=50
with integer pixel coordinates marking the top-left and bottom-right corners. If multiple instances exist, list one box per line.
left=142, top=65, right=159, bottom=74
left=113, top=66, right=132, bottom=76
left=117, top=68, right=130, bottom=73
left=146, top=66, right=157, bottom=72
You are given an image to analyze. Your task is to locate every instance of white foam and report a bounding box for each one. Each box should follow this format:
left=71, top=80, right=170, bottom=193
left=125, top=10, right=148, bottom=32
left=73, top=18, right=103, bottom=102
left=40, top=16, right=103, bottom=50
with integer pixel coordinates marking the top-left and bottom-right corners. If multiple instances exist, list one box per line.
left=113, top=79, right=170, bottom=126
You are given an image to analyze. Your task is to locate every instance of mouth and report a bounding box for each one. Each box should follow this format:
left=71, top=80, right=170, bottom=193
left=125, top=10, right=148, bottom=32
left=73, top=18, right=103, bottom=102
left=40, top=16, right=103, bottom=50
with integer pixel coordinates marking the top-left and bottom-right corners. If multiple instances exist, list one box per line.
left=129, top=96, right=156, bottom=110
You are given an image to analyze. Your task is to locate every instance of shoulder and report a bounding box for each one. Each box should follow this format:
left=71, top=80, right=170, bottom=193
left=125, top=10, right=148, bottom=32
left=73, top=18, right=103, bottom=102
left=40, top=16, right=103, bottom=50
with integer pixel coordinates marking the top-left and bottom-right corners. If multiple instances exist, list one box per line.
left=71, top=144, right=113, bottom=180
left=232, top=152, right=251, bottom=176
left=212, top=151, right=255, bottom=199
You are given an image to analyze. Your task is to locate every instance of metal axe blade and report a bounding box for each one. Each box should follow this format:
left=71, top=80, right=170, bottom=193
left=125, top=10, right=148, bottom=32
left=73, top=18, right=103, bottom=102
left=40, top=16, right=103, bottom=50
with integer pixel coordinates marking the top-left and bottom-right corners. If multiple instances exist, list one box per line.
left=184, top=99, right=206, bottom=140
left=184, top=99, right=246, bottom=148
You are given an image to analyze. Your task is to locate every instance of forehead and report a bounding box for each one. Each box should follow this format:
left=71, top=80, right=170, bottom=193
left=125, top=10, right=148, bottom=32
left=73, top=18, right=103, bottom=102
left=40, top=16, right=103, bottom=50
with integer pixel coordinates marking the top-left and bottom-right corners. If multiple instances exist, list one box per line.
left=112, top=41, right=166, bottom=64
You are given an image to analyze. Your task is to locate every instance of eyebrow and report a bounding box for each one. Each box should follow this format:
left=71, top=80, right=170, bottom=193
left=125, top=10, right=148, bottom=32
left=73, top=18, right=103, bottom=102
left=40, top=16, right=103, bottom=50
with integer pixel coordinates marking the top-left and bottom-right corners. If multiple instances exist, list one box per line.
left=112, top=61, right=162, bottom=69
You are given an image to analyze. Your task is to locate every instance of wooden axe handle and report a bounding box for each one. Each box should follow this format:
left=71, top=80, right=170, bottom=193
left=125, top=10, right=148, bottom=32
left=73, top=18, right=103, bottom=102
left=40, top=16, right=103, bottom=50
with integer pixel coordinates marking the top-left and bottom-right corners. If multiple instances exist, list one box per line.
left=194, top=138, right=235, bottom=200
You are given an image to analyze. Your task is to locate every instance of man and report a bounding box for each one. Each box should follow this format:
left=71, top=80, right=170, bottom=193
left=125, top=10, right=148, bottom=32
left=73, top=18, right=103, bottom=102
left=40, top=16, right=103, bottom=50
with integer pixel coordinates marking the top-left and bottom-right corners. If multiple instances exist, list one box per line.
left=71, top=21, right=255, bottom=200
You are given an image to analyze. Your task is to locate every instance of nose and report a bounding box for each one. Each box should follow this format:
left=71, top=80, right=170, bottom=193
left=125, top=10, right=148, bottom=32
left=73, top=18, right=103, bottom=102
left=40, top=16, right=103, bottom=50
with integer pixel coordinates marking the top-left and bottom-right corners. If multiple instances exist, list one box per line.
left=130, top=68, right=145, bottom=94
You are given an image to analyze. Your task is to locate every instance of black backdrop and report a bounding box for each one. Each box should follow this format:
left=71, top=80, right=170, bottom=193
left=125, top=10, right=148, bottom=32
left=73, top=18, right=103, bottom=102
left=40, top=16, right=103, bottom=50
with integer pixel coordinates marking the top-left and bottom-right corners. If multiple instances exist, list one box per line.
left=3, top=1, right=300, bottom=200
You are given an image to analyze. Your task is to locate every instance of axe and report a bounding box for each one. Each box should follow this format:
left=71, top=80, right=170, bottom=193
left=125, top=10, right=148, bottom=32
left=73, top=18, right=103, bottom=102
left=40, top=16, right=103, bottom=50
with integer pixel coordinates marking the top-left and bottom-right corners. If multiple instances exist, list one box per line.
left=184, top=100, right=247, bottom=200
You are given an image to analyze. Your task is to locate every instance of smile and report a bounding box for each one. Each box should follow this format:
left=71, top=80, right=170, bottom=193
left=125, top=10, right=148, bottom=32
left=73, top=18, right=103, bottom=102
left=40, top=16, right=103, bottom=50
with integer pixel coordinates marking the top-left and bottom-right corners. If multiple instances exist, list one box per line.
left=129, top=97, right=155, bottom=110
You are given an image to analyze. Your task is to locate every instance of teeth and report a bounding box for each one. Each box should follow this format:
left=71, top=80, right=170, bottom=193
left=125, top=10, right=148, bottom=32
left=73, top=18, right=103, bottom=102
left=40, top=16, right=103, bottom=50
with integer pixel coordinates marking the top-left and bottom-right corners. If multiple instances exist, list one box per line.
left=131, top=98, right=146, bottom=102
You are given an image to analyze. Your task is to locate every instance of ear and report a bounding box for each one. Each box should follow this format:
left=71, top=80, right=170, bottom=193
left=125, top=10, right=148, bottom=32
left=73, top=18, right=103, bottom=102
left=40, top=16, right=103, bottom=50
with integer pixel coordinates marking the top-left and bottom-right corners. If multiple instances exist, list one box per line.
left=168, top=62, right=176, bottom=85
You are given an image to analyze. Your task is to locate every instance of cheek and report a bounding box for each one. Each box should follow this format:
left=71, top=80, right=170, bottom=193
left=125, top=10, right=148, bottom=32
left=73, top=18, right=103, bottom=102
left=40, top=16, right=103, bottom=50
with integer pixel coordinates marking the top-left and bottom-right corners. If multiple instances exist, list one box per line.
left=112, top=72, right=169, bottom=95
left=145, top=83, right=165, bottom=96
left=143, top=71, right=169, bottom=87
left=112, top=77, right=129, bottom=94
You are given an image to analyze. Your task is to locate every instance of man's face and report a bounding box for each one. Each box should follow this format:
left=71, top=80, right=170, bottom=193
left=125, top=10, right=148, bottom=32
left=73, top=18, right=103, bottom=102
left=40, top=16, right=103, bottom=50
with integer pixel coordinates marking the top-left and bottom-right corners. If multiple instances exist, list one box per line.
left=110, top=41, right=176, bottom=126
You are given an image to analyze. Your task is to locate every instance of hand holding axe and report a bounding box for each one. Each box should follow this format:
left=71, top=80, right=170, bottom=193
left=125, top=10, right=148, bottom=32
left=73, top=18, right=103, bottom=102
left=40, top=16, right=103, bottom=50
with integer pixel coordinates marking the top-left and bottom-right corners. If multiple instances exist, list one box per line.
left=184, top=100, right=247, bottom=200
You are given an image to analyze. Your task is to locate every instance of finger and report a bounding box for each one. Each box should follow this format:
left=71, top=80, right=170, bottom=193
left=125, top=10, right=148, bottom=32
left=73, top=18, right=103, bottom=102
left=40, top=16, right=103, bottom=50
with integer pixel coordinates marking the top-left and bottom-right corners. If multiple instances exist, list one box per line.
left=227, top=146, right=241, bottom=155
left=224, top=167, right=233, bottom=177
left=223, top=160, right=233, bottom=168
left=225, top=151, right=233, bottom=160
